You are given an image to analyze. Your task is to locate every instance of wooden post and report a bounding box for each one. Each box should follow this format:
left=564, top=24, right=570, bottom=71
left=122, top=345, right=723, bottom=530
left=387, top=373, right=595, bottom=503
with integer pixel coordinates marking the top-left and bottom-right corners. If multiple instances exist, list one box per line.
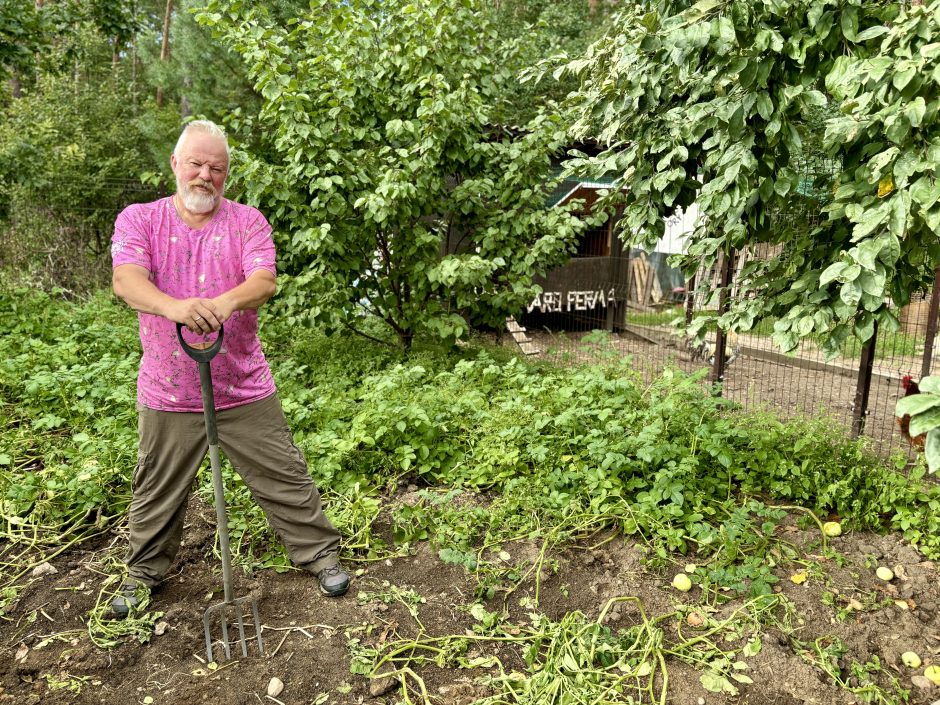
left=711, top=249, right=735, bottom=388
left=920, top=265, right=940, bottom=379
left=852, top=321, right=878, bottom=438
left=685, top=273, right=696, bottom=325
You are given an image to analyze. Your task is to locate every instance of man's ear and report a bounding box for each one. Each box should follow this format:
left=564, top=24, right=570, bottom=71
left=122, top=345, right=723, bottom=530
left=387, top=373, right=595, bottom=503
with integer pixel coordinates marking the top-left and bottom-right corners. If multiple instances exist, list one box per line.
left=170, top=153, right=178, bottom=172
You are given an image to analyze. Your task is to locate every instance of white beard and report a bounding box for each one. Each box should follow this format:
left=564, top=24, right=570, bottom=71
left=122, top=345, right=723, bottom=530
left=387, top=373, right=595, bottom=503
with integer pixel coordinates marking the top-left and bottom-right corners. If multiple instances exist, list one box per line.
left=176, top=178, right=221, bottom=214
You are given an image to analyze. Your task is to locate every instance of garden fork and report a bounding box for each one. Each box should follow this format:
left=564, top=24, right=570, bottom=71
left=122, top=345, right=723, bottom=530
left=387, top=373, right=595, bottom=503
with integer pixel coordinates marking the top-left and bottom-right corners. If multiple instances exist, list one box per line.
left=177, top=323, right=264, bottom=662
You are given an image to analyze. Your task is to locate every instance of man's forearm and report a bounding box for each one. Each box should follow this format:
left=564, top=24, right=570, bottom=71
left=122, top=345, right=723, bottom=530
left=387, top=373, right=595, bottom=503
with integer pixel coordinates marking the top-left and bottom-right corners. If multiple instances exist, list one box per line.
left=113, top=265, right=180, bottom=318
left=215, top=271, right=277, bottom=313
left=114, top=265, right=277, bottom=333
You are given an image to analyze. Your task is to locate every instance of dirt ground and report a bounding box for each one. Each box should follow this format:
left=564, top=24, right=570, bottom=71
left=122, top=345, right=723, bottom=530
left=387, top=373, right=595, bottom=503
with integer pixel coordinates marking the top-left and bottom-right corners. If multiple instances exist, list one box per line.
left=1, top=489, right=939, bottom=705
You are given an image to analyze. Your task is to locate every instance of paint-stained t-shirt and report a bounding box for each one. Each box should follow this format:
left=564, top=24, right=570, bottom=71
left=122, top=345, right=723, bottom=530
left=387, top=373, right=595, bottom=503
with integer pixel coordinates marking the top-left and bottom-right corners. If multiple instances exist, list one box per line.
left=111, top=197, right=277, bottom=412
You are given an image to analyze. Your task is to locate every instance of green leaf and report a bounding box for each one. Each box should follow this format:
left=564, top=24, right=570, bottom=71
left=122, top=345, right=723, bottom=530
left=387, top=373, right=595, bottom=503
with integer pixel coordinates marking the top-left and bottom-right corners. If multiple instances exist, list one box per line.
left=855, top=25, right=888, bottom=42
left=896, top=393, right=940, bottom=417
left=840, top=6, right=858, bottom=41
left=853, top=238, right=883, bottom=270
left=918, top=376, right=940, bottom=394
left=839, top=280, right=862, bottom=307
left=926, top=428, right=940, bottom=474
left=910, top=406, right=940, bottom=438
left=819, top=261, right=846, bottom=286
left=904, top=97, right=927, bottom=128
left=889, top=193, right=909, bottom=237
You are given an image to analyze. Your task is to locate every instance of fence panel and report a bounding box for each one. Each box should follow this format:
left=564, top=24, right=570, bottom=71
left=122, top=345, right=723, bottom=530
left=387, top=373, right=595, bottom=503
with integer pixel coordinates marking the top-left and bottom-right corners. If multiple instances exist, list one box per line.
left=518, top=252, right=936, bottom=460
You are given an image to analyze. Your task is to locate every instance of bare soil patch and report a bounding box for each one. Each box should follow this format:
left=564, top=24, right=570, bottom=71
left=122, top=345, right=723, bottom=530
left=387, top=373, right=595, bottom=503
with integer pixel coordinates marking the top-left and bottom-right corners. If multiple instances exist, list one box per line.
left=1, top=491, right=939, bottom=705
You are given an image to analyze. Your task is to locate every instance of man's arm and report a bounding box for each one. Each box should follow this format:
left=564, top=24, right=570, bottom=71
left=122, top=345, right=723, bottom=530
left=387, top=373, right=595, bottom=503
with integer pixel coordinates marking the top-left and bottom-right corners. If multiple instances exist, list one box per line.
left=113, top=264, right=277, bottom=333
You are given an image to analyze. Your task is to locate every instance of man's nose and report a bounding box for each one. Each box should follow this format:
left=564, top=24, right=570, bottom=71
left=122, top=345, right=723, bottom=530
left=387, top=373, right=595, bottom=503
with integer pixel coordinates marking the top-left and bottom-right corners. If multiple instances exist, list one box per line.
left=198, top=164, right=212, bottom=179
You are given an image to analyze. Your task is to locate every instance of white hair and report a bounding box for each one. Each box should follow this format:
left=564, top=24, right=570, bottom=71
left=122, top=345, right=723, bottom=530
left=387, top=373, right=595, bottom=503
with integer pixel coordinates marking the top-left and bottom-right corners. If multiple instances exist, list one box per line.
left=173, top=120, right=230, bottom=160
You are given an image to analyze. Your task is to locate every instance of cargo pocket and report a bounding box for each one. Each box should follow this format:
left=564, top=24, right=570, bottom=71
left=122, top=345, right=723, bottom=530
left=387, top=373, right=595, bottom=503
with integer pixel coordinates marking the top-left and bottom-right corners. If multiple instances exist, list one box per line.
left=131, top=450, right=150, bottom=493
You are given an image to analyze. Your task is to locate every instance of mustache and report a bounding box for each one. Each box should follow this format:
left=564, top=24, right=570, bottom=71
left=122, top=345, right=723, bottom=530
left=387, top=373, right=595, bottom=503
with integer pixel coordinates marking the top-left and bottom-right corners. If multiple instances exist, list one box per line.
left=186, top=179, right=217, bottom=196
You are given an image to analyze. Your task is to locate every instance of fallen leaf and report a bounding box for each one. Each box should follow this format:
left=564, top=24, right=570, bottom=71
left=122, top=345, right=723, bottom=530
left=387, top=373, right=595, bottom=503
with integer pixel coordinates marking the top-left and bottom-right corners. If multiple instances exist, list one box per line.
left=154, top=621, right=169, bottom=636
left=790, top=572, right=808, bottom=585
left=14, top=643, right=28, bottom=662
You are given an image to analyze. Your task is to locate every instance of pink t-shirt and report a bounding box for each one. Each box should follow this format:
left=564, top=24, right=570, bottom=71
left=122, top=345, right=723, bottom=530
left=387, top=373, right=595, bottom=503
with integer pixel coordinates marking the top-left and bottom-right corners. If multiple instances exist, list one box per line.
left=111, top=197, right=278, bottom=412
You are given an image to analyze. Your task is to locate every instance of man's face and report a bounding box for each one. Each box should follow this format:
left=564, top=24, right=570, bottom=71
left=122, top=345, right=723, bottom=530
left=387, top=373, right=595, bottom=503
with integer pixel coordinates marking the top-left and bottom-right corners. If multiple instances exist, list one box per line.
left=170, top=132, right=229, bottom=215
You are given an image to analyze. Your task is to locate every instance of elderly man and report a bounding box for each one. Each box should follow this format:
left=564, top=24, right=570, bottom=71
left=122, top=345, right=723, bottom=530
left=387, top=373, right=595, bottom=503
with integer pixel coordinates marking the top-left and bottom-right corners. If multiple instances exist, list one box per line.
left=110, top=120, right=348, bottom=618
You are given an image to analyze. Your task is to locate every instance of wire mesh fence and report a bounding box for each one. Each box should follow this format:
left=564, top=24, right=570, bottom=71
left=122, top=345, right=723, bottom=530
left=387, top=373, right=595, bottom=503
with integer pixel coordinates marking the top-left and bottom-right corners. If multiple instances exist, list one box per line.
left=515, top=251, right=936, bottom=460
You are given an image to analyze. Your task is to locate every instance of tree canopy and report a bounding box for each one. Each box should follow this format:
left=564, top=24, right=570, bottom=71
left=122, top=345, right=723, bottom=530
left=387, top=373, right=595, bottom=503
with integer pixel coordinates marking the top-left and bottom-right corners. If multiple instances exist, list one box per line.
left=554, top=0, right=940, bottom=356
left=197, top=0, right=589, bottom=348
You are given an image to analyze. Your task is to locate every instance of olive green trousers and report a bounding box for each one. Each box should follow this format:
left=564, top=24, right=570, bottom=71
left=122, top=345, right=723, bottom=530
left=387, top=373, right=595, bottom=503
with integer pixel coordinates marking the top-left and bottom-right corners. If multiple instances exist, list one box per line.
left=125, top=393, right=341, bottom=586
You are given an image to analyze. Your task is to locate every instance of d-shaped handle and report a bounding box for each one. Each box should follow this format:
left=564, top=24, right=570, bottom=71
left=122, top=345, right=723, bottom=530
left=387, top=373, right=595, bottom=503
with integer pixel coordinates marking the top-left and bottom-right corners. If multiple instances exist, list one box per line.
left=176, top=322, right=224, bottom=363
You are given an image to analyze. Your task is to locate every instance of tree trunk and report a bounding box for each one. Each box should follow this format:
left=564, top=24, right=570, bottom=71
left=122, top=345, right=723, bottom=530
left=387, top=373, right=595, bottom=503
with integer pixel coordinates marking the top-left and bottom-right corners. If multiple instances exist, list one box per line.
left=156, top=0, right=174, bottom=107
left=180, top=76, right=191, bottom=118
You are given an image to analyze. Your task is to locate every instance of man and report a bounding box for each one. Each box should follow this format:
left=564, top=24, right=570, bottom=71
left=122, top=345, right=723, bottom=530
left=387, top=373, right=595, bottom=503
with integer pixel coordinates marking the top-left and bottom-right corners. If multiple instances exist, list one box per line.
left=110, top=120, right=348, bottom=618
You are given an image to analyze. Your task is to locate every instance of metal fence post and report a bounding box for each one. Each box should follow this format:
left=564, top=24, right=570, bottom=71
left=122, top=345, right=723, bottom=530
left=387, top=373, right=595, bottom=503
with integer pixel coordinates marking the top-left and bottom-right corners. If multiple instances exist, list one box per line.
left=920, top=266, right=940, bottom=379
left=852, top=321, right=878, bottom=438
left=685, top=273, right=696, bottom=326
left=711, top=249, right=735, bottom=389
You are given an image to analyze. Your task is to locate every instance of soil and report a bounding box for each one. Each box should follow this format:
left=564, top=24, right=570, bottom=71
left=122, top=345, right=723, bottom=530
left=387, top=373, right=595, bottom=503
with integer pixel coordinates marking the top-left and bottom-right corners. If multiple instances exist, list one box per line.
left=1, top=491, right=939, bottom=705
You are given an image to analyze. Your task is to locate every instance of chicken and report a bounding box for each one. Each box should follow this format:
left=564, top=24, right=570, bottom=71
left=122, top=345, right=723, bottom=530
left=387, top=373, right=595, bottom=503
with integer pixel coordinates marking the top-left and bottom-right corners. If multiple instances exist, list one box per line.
left=689, top=331, right=740, bottom=367
left=897, top=375, right=925, bottom=449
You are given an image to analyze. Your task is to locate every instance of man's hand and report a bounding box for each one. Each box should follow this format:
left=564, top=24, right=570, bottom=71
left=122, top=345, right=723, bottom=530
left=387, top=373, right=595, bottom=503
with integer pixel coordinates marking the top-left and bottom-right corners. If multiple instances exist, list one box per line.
left=168, top=298, right=223, bottom=333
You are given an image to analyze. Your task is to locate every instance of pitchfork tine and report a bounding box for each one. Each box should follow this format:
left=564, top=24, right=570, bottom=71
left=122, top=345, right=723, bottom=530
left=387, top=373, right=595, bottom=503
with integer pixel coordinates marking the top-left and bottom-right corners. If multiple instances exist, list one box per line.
left=236, top=603, right=248, bottom=658
left=221, top=612, right=231, bottom=660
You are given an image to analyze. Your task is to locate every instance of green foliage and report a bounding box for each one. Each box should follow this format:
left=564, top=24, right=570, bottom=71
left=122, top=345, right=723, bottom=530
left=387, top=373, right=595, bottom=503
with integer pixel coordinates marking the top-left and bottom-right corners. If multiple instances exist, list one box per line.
left=4, top=289, right=940, bottom=610
left=0, top=25, right=169, bottom=292
left=0, top=0, right=46, bottom=83
left=554, top=0, right=940, bottom=357
left=486, top=0, right=614, bottom=125
left=0, top=288, right=138, bottom=599
left=197, top=0, right=587, bottom=348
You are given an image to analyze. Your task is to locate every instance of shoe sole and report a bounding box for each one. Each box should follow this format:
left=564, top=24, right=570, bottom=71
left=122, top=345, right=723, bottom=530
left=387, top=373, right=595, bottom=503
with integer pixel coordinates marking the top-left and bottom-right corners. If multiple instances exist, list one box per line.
left=319, top=582, right=350, bottom=597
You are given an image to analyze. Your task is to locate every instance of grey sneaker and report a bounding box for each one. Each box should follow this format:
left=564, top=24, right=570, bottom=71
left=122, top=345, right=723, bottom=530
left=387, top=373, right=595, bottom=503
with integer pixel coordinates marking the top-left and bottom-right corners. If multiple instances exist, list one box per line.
left=316, top=564, right=350, bottom=597
left=110, top=580, right=148, bottom=619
